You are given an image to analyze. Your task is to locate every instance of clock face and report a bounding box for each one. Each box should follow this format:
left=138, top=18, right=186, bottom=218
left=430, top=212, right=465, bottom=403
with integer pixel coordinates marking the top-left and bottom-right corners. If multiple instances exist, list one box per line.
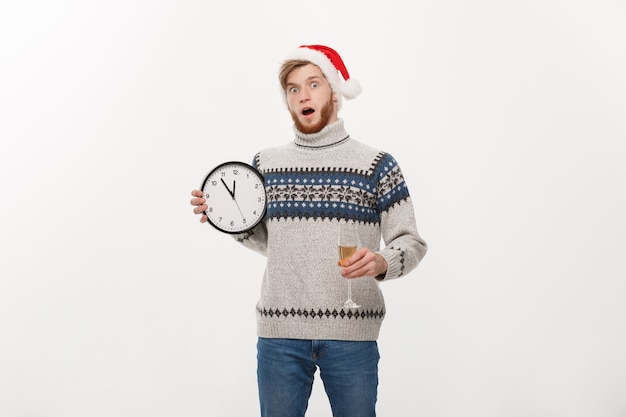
left=200, top=161, right=267, bottom=234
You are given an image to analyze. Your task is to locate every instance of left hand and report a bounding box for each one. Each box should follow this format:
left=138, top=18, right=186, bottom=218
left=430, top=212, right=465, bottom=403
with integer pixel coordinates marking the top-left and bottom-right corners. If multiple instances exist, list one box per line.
left=190, top=189, right=208, bottom=223
left=338, top=248, right=388, bottom=279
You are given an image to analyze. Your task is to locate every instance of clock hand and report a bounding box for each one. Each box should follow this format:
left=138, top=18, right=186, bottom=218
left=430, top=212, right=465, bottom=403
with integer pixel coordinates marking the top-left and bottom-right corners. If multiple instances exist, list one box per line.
left=221, top=177, right=244, bottom=219
left=220, top=178, right=235, bottom=198
left=233, top=198, right=246, bottom=222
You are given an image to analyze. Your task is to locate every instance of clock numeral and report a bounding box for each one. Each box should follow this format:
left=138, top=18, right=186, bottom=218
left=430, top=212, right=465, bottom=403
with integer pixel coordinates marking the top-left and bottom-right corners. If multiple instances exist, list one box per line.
left=211, top=180, right=217, bottom=186
left=233, top=169, right=239, bottom=175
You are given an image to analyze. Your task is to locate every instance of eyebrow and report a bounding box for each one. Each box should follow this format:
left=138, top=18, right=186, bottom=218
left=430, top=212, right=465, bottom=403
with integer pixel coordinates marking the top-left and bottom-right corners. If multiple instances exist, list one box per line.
left=286, top=75, right=323, bottom=88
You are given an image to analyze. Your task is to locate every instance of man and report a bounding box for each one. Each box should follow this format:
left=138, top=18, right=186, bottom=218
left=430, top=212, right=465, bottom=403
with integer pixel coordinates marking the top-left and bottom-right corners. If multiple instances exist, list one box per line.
left=190, top=44, right=427, bottom=417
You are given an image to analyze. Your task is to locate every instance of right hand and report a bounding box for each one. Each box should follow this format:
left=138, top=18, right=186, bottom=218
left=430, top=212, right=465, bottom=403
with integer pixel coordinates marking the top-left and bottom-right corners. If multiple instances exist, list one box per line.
left=190, top=189, right=208, bottom=223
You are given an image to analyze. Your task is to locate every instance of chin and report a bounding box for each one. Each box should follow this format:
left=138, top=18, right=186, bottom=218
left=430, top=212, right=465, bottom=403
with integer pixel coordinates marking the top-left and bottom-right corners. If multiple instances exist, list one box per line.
left=297, top=120, right=324, bottom=134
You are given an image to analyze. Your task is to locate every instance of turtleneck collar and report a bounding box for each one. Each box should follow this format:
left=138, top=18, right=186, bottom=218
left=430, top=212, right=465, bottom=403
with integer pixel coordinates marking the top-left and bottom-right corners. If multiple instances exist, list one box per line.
left=293, top=119, right=350, bottom=149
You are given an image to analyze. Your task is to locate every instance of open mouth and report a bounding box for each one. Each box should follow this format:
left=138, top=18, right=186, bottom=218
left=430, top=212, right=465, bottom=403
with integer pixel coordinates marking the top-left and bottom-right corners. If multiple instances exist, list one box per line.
left=302, top=107, right=315, bottom=116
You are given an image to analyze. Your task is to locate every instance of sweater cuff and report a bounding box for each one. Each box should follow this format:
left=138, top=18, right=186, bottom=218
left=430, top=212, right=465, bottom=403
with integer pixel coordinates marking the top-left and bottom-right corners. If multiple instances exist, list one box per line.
left=374, top=251, right=388, bottom=281
left=377, top=247, right=404, bottom=281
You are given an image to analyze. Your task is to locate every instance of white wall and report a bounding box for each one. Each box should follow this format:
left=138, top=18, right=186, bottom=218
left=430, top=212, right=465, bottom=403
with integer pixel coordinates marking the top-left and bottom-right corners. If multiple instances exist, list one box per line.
left=1, top=1, right=625, bottom=416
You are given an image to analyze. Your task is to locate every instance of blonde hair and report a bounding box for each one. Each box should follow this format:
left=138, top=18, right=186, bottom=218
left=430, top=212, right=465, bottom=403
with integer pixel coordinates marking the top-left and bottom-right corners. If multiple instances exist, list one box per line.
left=278, top=59, right=319, bottom=92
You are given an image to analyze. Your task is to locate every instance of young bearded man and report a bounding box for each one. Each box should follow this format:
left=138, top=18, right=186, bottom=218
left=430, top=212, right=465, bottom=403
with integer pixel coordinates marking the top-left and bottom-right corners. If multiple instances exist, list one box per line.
left=190, top=44, right=428, bottom=417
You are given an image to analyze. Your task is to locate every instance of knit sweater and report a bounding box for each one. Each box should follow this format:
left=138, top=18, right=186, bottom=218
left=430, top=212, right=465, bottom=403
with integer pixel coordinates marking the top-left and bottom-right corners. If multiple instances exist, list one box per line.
left=234, top=119, right=427, bottom=341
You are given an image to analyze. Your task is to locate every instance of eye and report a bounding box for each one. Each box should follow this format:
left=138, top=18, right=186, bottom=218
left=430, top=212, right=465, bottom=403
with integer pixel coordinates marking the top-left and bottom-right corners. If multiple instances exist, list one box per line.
left=311, top=82, right=319, bottom=88
left=289, top=87, right=299, bottom=94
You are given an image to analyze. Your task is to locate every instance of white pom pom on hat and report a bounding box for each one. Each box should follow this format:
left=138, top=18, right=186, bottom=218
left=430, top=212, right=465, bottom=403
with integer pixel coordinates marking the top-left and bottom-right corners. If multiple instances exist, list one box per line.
left=283, top=44, right=362, bottom=104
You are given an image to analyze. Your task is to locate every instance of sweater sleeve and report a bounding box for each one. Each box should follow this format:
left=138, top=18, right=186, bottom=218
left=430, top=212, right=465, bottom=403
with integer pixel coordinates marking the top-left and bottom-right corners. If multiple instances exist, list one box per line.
left=231, top=222, right=268, bottom=257
left=374, top=154, right=427, bottom=281
left=229, top=152, right=269, bottom=256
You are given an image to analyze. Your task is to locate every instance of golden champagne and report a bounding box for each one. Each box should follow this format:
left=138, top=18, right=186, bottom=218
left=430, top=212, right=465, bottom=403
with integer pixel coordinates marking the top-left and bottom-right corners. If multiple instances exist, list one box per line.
left=338, top=246, right=357, bottom=266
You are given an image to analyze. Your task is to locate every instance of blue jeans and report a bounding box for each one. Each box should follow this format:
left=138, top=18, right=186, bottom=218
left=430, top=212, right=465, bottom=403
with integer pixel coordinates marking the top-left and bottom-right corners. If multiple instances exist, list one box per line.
left=257, top=337, right=379, bottom=417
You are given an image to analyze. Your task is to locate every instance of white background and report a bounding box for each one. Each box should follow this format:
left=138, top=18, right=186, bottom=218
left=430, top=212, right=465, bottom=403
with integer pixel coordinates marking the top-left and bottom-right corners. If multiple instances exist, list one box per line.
left=1, top=1, right=625, bottom=416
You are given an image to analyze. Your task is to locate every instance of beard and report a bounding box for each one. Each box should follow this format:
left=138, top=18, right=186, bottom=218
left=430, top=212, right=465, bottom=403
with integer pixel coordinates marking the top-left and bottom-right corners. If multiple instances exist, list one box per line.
left=290, top=96, right=335, bottom=134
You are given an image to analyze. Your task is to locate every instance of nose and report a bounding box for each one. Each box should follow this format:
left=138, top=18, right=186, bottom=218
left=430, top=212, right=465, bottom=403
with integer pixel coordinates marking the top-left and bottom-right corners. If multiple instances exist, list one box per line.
left=298, top=88, right=310, bottom=103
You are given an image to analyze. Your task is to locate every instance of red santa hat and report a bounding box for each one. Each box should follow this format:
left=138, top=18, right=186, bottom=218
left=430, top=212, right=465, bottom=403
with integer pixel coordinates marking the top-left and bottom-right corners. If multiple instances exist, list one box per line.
left=283, top=44, right=362, bottom=106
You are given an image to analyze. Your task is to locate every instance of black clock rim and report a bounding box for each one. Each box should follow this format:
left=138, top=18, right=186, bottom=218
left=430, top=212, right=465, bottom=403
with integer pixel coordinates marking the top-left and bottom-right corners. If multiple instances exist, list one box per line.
left=200, top=161, right=267, bottom=235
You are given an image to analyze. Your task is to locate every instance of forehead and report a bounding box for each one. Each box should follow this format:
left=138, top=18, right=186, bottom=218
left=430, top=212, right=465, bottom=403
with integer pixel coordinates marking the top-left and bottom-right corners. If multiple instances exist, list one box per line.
left=286, top=63, right=325, bottom=85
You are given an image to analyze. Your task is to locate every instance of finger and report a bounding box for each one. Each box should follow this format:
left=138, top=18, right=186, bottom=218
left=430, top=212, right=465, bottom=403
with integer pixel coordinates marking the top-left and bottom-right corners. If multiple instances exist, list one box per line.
left=191, top=189, right=203, bottom=197
left=340, top=262, right=366, bottom=278
left=361, top=255, right=382, bottom=275
left=342, top=251, right=379, bottom=278
left=347, top=248, right=371, bottom=268
left=190, top=197, right=206, bottom=206
left=341, top=248, right=367, bottom=267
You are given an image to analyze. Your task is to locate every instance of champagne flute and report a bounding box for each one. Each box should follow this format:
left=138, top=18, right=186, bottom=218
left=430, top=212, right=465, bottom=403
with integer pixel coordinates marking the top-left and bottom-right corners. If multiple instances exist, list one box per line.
left=338, top=222, right=361, bottom=309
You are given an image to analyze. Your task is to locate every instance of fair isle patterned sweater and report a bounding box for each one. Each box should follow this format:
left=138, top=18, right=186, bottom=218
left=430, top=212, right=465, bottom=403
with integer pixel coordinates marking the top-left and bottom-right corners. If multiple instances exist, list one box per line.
left=234, top=119, right=427, bottom=341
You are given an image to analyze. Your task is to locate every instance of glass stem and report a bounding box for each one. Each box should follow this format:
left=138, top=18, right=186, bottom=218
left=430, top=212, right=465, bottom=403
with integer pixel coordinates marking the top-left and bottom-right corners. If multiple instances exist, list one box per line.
left=348, top=279, right=352, bottom=300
